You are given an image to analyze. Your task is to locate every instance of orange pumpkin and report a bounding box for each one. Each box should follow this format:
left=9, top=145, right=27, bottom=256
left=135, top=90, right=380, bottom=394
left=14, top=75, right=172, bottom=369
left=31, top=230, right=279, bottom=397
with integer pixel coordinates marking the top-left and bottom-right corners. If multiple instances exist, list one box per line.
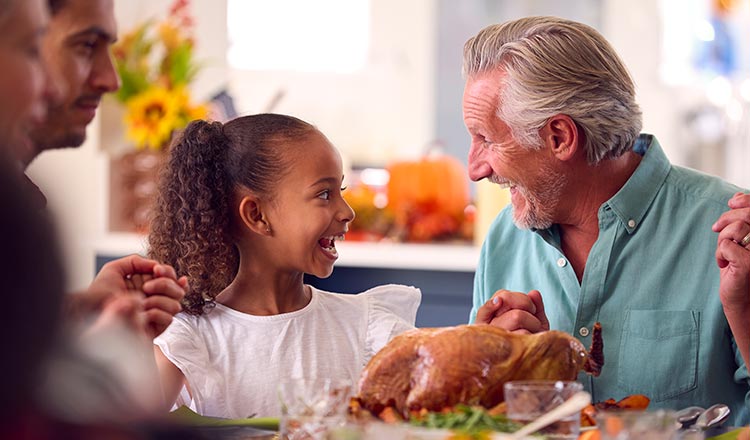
left=386, top=154, right=470, bottom=241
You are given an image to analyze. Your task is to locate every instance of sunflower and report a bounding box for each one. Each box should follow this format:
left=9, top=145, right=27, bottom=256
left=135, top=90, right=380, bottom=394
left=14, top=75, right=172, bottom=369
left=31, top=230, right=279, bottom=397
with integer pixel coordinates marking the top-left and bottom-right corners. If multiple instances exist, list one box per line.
left=124, top=86, right=209, bottom=150
left=124, top=86, right=182, bottom=150
left=173, top=86, right=209, bottom=121
left=113, top=0, right=206, bottom=152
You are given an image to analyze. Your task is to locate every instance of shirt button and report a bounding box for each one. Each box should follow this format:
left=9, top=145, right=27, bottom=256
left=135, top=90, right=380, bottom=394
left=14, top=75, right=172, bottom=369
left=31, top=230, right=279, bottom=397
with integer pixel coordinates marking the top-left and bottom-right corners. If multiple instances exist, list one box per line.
left=628, top=219, right=636, bottom=228
left=579, top=327, right=590, bottom=337
left=557, top=258, right=567, bottom=267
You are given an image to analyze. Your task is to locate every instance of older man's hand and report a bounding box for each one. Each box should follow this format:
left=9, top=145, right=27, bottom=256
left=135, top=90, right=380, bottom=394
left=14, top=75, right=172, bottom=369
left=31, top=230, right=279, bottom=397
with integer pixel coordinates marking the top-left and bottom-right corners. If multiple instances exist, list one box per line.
left=713, top=192, right=750, bottom=368
left=475, top=289, right=550, bottom=334
left=713, top=192, right=750, bottom=310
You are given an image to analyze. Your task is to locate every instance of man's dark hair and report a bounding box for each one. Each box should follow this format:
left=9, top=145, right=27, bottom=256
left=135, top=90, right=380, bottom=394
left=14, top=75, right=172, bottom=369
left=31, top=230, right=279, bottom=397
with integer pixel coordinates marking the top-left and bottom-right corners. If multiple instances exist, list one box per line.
left=48, top=0, right=67, bottom=15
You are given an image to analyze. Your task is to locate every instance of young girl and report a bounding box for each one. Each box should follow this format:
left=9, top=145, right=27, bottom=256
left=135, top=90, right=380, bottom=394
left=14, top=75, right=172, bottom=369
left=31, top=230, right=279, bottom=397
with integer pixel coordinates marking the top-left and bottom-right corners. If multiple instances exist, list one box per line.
left=149, top=114, right=421, bottom=418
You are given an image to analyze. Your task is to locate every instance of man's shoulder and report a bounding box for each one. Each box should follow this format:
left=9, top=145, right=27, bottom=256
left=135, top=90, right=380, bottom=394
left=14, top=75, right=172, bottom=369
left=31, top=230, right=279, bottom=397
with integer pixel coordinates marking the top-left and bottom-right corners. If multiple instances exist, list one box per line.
left=665, top=165, right=746, bottom=209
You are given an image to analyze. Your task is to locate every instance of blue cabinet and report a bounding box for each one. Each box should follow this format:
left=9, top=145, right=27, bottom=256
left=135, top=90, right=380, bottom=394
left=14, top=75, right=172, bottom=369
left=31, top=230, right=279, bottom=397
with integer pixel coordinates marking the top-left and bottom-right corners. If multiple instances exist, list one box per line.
left=305, top=266, right=474, bottom=328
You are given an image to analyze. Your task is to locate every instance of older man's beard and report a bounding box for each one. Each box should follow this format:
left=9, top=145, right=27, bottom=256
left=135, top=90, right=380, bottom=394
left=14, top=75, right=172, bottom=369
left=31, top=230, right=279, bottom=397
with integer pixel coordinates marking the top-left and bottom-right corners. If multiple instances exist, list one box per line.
left=510, top=167, right=567, bottom=230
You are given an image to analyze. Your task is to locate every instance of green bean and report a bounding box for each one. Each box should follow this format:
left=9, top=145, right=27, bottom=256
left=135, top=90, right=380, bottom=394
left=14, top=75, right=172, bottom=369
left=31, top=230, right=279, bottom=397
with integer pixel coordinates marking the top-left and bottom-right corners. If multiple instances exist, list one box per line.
left=409, top=405, right=522, bottom=438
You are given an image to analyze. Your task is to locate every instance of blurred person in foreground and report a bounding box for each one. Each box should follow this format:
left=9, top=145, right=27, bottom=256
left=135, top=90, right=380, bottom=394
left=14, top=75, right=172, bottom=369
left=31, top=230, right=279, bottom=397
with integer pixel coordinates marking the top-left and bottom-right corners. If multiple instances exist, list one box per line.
left=465, top=16, right=750, bottom=424
left=0, top=0, right=186, bottom=423
left=0, top=156, right=207, bottom=438
left=0, top=3, right=63, bottom=430
left=0, top=156, right=72, bottom=438
left=0, top=0, right=57, bottom=167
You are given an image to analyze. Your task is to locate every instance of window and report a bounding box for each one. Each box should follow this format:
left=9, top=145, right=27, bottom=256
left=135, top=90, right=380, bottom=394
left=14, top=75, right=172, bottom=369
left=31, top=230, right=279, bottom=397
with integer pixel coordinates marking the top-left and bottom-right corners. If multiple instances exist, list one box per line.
left=660, top=0, right=749, bottom=85
left=227, top=0, right=370, bottom=73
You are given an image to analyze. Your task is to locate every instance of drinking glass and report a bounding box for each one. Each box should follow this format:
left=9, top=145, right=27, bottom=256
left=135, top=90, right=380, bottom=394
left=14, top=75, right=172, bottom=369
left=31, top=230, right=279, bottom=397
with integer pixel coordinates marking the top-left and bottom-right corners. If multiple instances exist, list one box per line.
left=278, top=377, right=353, bottom=440
left=504, top=380, right=583, bottom=439
left=595, top=409, right=679, bottom=440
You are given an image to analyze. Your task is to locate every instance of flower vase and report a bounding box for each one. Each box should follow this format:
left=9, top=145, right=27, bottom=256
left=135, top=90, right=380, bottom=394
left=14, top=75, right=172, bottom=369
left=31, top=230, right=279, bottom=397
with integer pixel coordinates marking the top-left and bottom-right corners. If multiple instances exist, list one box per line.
left=108, top=149, right=165, bottom=234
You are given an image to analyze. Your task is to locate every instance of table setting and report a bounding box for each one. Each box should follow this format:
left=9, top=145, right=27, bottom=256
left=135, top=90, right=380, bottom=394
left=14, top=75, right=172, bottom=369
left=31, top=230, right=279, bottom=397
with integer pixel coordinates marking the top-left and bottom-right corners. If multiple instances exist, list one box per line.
left=166, top=387, right=747, bottom=440
left=164, top=323, right=748, bottom=440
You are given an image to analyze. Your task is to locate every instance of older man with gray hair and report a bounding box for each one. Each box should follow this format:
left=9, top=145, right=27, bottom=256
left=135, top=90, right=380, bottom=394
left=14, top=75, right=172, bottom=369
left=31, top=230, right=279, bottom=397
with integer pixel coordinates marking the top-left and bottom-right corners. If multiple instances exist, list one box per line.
left=466, top=16, right=750, bottom=425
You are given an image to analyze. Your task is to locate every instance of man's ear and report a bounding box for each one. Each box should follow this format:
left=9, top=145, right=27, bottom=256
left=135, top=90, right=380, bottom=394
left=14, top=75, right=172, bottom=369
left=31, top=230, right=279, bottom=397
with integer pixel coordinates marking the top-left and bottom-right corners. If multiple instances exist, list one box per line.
left=540, top=114, right=579, bottom=162
left=238, top=195, right=272, bottom=236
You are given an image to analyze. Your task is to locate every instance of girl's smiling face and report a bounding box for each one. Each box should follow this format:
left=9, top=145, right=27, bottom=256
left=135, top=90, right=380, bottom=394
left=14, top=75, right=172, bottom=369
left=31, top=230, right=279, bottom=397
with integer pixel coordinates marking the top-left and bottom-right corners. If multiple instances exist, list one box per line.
left=264, top=130, right=355, bottom=278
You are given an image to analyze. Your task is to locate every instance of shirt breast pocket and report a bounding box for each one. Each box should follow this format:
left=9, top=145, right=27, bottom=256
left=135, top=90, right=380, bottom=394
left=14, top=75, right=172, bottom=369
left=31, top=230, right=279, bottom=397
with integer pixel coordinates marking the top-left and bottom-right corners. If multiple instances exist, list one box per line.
left=616, top=310, right=699, bottom=402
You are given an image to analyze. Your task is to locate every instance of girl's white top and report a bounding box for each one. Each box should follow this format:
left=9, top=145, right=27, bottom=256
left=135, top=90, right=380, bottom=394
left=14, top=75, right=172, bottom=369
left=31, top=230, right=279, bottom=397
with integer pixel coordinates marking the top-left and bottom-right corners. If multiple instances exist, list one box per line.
left=154, top=284, right=421, bottom=418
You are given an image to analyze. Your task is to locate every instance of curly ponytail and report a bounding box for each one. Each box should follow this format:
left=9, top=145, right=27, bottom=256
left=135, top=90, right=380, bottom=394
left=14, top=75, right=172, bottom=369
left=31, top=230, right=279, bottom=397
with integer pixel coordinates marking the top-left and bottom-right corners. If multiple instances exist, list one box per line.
left=148, top=114, right=317, bottom=315
left=148, top=120, right=237, bottom=315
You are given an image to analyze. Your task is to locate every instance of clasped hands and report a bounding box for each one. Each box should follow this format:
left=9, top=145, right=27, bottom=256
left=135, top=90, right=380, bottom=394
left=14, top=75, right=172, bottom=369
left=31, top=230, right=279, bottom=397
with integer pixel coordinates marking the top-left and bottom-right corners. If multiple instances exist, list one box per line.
left=68, top=255, right=187, bottom=340
left=475, top=288, right=550, bottom=334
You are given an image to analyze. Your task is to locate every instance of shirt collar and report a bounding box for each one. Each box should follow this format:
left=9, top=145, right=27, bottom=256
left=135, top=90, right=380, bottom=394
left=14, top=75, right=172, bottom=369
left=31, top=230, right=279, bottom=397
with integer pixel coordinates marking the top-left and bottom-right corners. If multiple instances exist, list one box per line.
left=605, top=133, right=671, bottom=234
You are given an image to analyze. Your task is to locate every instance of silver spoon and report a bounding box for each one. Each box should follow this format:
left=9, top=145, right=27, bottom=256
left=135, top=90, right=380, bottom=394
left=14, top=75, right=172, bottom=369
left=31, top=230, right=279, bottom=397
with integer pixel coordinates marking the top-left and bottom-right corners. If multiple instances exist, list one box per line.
left=694, top=404, right=731, bottom=430
left=676, top=406, right=705, bottom=428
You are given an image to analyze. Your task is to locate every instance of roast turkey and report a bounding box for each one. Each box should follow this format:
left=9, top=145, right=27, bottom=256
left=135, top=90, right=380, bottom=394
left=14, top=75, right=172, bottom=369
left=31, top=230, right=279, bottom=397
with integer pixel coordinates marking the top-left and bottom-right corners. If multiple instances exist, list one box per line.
left=357, top=323, right=603, bottom=417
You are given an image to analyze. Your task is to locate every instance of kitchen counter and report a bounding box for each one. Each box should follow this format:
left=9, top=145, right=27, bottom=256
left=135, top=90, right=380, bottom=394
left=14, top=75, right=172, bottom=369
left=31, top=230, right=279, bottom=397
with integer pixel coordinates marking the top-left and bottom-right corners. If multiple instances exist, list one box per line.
left=95, top=234, right=479, bottom=327
left=95, top=233, right=479, bottom=272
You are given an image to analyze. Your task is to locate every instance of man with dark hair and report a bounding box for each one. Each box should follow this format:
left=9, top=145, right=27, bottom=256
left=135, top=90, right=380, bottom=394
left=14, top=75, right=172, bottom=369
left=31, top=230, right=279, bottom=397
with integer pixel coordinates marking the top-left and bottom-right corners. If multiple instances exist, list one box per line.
left=25, top=0, right=119, bottom=163
left=16, top=0, right=185, bottom=337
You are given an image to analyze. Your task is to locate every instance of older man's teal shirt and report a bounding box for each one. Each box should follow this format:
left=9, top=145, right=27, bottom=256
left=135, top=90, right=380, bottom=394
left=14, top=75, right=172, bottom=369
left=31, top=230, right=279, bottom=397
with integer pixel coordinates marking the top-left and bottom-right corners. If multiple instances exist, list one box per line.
left=470, top=135, right=750, bottom=425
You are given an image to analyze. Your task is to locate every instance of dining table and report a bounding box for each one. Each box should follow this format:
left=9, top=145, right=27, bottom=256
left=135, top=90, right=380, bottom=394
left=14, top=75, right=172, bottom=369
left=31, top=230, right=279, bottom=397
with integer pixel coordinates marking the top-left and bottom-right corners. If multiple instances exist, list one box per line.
left=166, top=404, right=749, bottom=440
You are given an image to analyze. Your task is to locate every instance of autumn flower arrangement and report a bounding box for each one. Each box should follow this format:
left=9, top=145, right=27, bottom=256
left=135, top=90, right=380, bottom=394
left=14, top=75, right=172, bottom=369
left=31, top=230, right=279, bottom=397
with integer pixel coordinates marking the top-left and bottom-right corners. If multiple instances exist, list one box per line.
left=112, top=0, right=208, bottom=151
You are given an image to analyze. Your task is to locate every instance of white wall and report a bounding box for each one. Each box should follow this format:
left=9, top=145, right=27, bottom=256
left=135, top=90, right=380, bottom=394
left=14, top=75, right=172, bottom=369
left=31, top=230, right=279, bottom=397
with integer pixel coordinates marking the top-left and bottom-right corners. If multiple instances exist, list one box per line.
left=228, top=0, right=437, bottom=165
left=602, top=0, right=681, bottom=162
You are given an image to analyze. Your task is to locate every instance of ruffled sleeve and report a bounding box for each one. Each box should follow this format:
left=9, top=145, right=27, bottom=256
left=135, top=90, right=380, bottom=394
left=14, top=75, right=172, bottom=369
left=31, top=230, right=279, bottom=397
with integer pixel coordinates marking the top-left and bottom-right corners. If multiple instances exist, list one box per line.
left=153, top=315, right=210, bottom=409
left=363, top=284, right=421, bottom=363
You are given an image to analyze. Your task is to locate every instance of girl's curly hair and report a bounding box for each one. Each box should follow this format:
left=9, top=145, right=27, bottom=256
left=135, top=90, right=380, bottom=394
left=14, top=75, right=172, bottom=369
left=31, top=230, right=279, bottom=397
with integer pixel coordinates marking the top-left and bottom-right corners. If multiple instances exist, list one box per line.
left=148, top=114, right=316, bottom=315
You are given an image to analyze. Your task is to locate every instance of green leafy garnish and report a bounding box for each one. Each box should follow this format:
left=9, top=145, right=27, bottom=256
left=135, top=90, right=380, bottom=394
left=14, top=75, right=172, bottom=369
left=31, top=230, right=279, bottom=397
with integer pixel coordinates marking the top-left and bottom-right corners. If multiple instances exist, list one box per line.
left=409, top=405, right=522, bottom=439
